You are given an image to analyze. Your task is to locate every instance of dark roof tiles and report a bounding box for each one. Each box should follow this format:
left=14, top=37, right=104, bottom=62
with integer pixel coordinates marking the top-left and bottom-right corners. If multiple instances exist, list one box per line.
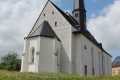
left=112, top=56, right=120, bottom=67
left=26, top=21, right=60, bottom=41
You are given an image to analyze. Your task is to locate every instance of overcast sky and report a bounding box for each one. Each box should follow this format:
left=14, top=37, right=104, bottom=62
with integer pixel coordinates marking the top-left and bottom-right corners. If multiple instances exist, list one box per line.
left=0, top=0, right=120, bottom=60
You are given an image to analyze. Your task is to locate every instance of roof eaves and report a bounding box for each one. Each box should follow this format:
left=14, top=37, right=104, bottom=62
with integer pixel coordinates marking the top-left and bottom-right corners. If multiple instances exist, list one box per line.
left=73, top=30, right=112, bottom=57
left=25, top=35, right=61, bottom=42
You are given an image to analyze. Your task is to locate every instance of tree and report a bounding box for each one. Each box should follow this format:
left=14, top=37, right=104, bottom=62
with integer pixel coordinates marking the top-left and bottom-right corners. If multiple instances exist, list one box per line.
left=0, top=51, right=21, bottom=71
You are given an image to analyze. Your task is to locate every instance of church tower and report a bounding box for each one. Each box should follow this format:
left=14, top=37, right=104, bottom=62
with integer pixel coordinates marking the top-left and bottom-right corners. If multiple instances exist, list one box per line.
left=73, top=0, right=86, bottom=30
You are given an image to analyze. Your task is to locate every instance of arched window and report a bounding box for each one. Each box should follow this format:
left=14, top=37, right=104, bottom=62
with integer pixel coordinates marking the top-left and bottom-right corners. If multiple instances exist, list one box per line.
left=52, top=11, right=54, bottom=14
left=31, top=48, right=35, bottom=63
left=55, top=21, right=57, bottom=27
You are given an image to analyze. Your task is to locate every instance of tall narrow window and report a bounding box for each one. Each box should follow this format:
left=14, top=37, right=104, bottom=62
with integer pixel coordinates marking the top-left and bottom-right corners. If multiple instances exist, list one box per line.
left=91, top=48, right=94, bottom=67
left=31, top=48, right=35, bottom=63
left=91, top=47, right=94, bottom=76
left=101, top=52, right=104, bottom=75
left=98, top=52, right=101, bottom=75
left=102, top=55, right=105, bottom=75
left=44, top=13, right=45, bottom=17
left=107, top=58, right=109, bottom=75
left=55, top=21, right=57, bottom=27
left=56, top=50, right=59, bottom=66
left=52, top=11, right=54, bottom=14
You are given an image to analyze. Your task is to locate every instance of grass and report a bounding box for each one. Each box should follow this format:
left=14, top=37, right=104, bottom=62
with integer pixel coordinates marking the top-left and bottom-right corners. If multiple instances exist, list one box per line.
left=0, top=70, right=120, bottom=80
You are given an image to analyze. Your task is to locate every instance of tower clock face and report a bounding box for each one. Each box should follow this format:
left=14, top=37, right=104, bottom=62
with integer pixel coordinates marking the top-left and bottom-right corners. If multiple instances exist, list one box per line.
left=75, top=0, right=79, bottom=9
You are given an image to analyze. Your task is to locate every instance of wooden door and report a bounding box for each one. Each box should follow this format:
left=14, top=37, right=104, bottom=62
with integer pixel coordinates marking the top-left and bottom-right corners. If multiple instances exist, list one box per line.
left=92, top=68, right=94, bottom=76
left=84, top=65, right=87, bottom=76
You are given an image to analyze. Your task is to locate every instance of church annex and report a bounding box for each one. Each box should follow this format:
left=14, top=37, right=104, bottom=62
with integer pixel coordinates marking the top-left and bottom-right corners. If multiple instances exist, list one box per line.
left=21, top=0, right=112, bottom=76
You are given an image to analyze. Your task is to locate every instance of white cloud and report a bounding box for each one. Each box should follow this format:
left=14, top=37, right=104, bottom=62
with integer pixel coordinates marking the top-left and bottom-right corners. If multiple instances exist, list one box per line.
left=88, top=0, right=120, bottom=54
left=90, top=12, right=96, bottom=18
left=0, top=0, right=47, bottom=57
left=0, top=0, right=62, bottom=57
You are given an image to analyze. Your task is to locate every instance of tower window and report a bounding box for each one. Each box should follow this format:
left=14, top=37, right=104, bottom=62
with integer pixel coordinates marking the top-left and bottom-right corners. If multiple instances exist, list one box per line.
left=55, top=21, right=57, bottom=27
left=75, top=13, right=78, bottom=17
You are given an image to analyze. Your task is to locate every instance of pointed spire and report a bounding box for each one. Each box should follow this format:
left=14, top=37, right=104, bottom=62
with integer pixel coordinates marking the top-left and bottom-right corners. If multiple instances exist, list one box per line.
left=73, top=0, right=87, bottom=31
left=79, top=0, right=85, bottom=9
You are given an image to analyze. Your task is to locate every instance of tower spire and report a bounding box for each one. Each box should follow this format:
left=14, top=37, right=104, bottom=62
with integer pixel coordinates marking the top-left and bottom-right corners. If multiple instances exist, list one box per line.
left=73, top=0, right=86, bottom=31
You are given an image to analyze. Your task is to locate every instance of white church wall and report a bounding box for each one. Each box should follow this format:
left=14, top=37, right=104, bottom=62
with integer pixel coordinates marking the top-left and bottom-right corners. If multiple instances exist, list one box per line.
left=21, top=37, right=39, bottom=72
left=53, top=39, right=61, bottom=73
left=80, top=34, right=94, bottom=76
left=35, top=1, right=73, bottom=73
left=72, top=33, right=83, bottom=75
left=21, top=36, right=61, bottom=73
left=80, top=34, right=112, bottom=76
left=38, top=37, right=54, bottom=72
left=56, top=27, right=72, bottom=73
left=35, top=37, right=41, bottom=72
left=108, top=54, right=112, bottom=76
left=38, top=37, right=60, bottom=73
left=71, top=33, right=75, bottom=74
left=27, top=37, right=38, bottom=72
left=102, top=51, right=112, bottom=76
left=26, top=1, right=74, bottom=73
left=21, top=39, right=29, bottom=72
left=73, top=33, right=111, bottom=76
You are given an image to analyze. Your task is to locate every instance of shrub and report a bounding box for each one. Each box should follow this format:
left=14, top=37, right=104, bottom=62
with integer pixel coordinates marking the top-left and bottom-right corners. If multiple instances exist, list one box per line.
left=0, top=51, right=21, bottom=71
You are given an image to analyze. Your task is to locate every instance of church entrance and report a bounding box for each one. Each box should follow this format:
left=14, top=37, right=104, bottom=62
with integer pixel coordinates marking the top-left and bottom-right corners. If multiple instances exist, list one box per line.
left=84, top=65, right=87, bottom=76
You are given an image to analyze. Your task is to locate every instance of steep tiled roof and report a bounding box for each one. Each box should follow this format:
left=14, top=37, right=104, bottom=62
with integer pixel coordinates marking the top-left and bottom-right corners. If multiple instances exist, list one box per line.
left=112, top=56, right=120, bottom=67
left=26, top=21, right=60, bottom=41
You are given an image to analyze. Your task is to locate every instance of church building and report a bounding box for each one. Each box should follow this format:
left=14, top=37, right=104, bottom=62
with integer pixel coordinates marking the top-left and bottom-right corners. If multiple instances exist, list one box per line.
left=21, top=0, right=112, bottom=76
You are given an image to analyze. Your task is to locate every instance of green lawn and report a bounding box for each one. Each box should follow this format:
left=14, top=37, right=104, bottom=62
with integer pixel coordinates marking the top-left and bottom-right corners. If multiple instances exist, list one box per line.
left=0, top=70, right=119, bottom=80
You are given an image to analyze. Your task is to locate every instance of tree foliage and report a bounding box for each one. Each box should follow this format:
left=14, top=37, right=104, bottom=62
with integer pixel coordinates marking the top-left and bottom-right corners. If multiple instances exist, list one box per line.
left=0, top=51, right=21, bottom=71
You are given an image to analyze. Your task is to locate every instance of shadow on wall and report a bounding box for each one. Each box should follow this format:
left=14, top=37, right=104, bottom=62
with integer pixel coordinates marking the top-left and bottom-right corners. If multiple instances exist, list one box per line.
left=60, top=44, right=71, bottom=73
